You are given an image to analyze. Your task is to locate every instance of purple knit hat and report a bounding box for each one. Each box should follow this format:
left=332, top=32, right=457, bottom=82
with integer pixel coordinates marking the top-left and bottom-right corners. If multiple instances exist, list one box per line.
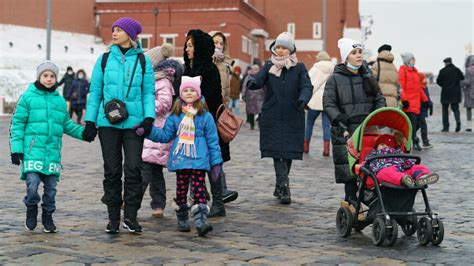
left=111, top=17, right=142, bottom=41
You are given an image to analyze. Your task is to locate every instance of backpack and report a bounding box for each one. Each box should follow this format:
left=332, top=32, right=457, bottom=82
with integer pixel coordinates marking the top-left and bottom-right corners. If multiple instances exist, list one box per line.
left=101, top=52, right=146, bottom=79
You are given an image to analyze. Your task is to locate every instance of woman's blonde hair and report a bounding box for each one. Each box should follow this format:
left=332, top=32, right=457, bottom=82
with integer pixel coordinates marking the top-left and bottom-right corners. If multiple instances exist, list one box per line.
left=171, top=98, right=208, bottom=117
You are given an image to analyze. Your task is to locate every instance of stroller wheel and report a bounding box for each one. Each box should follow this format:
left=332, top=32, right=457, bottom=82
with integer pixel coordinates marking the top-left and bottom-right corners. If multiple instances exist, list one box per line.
left=430, top=218, right=444, bottom=245
left=336, top=207, right=354, bottom=237
left=417, top=217, right=433, bottom=245
left=372, top=217, right=386, bottom=246
left=385, top=218, right=398, bottom=246
left=402, top=211, right=417, bottom=236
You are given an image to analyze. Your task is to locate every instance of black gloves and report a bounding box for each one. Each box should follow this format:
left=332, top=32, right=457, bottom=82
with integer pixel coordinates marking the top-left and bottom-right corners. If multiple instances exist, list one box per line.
left=402, top=101, right=409, bottom=109
left=429, top=106, right=434, bottom=116
left=139, top=118, right=154, bottom=137
left=82, top=122, right=97, bottom=142
left=335, top=113, right=349, bottom=127
left=11, top=153, right=23, bottom=165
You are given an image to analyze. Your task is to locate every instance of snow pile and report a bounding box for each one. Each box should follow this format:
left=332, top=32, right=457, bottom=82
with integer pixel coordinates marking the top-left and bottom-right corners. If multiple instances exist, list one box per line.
left=0, top=24, right=107, bottom=101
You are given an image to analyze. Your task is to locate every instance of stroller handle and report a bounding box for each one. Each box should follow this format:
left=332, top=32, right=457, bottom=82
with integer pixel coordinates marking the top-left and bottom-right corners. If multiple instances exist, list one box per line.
left=364, top=154, right=421, bottom=166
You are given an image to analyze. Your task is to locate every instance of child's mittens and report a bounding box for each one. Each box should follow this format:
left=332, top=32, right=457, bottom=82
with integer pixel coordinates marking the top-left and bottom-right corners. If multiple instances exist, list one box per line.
left=137, top=118, right=154, bottom=137
left=11, top=153, right=23, bottom=165
left=210, top=164, right=222, bottom=182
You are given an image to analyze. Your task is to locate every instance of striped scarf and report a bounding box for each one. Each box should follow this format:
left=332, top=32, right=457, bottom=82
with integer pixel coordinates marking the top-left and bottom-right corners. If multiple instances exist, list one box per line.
left=174, top=104, right=197, bottom=158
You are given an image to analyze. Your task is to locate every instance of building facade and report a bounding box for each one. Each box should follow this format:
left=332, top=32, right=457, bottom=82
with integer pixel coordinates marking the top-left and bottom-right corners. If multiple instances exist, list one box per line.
left=1, top=0, right=360, bottom=68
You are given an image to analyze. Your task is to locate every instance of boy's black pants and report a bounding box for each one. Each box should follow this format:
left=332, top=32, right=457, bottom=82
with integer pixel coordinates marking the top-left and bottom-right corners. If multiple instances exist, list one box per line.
left=98, top=127, right=144, bottom=218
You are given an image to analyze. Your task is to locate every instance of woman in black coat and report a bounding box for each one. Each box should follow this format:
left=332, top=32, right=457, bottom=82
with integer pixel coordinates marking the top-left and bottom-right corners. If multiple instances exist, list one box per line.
left=323, top=38, right=386, bottom=206
left=247, top=32, right=313, bottom=205
left=67, top=69, right=89, bottom=124
left=183, top=29, right=228, bottom=217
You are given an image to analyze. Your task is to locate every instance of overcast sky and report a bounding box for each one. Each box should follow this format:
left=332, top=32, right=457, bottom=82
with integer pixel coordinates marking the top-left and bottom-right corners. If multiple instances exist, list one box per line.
left=359, top=0, right=473, bottom=74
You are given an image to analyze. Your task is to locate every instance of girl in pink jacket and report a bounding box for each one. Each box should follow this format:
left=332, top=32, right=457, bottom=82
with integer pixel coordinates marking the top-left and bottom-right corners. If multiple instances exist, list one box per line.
left=141, top=45, right=183, bottom=217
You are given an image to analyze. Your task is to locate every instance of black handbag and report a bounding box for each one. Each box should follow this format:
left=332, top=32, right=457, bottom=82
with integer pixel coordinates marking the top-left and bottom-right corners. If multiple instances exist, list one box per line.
left=103, top=56, right=140, bottom=124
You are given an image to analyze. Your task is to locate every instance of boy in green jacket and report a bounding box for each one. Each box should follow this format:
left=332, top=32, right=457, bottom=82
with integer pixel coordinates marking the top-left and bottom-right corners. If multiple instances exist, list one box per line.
left=9, top=61, right=97, bottom=233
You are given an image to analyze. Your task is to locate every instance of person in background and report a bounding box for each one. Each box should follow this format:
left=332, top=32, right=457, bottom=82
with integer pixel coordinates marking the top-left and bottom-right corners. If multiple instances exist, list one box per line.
left=463, top=55, right=474, bottom=132
left=436, top=57, right=464, bottom=132
left=242, top=64, right=265, bottom=130
left=415, top=72, right=434, bottom=148
left=399, top=52, right=427, bottom=151
left=67, top=69, right=89, bottom=124
left=229, top=65, right=242, bottom=116
left=305, top=51, right=334, bottom=156
left=370, top=44, right=399, bottom=108
left=58, top=66, right=75, bottom=117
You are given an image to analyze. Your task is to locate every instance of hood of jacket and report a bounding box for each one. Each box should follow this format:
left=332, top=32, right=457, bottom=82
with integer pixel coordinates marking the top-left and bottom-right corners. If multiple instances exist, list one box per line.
left=377, top=50, right=394, bottom=63
left=184, top=29, right=215, bottom=74
left=313, top=61, right=335, bottom=75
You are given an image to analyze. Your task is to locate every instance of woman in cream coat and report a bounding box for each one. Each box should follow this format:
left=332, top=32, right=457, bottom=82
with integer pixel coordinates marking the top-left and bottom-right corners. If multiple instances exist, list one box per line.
left=305, top=51, right=335, bottom=156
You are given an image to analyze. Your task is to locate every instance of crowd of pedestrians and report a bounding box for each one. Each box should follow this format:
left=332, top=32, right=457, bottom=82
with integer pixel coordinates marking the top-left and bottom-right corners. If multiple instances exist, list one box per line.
left=8, top=16, right=472, bottom=237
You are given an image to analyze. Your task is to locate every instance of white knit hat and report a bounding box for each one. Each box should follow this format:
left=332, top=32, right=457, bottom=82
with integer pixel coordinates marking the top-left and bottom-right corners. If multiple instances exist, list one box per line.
left=36, top=61, right=59, bottom=80
left=145, top=43, right=174, bottom=69
left=272, top=31, right=296, bottom=53
left=337, top=38, right=363, bottom=62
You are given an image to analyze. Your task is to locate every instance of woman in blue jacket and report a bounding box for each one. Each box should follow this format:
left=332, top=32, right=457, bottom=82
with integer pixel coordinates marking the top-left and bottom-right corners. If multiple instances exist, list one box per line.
left=136, top=76, right=222, bottom=237
left=84, top=17, right=156, bottom=234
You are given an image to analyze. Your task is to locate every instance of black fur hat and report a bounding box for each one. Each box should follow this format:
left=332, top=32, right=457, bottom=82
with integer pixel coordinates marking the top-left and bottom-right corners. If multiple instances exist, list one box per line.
left=183, top=29, right=215, bottom=75
left=377, top=44, right=392, bottom=53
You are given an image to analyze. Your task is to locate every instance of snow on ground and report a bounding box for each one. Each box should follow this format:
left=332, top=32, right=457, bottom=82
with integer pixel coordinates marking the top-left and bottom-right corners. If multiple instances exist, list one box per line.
left=0, top=24, right=107, bottom=101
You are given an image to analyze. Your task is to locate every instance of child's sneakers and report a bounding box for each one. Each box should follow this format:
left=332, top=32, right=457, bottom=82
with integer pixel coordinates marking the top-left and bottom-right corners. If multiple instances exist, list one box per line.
left=401, top=175, right=415, bottom=187
left=415, top=173, right=439, bottom=187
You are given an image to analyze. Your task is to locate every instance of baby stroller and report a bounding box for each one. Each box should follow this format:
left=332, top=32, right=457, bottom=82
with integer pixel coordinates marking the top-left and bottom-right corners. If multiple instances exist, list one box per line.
left=335, top=107, right=444, bottom=246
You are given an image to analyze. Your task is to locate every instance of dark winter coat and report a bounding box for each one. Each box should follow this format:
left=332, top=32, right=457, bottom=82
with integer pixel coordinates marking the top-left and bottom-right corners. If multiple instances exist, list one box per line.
left=436, top=63, right=464, bottom=104
left=58, top=72, right=75, bottom=100
left=67, top=78, right=89, bottom=109
left=247, top=61, right=313, bottom=160
left=183, top=29, right=230, bottom=162
left=323, top=64, right=386, bottom=183
left=419, top=87, right=433, bottom=119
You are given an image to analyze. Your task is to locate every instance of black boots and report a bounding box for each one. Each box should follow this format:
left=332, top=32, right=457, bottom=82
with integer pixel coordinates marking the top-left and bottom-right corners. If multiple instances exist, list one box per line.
left=208, top=172, right=226, bottom=218
left=456, top=121, right=461, bottom=132
left=41, top=208, right=57, bottom=233
left=176, top=205, right=191, bottom=232
left=221, top=172, right=238, bottom=204
left=279, top=183, right=292, bottom=205
left=105, top=206, right=120, bottom=234
left=192, top=204, right=213, bottom=237
left=25, top=205, right=38, bottom=231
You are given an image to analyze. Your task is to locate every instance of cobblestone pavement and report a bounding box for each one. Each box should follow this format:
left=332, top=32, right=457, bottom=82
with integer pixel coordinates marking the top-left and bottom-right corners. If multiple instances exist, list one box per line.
left=0, top=85, right=473, bottom=264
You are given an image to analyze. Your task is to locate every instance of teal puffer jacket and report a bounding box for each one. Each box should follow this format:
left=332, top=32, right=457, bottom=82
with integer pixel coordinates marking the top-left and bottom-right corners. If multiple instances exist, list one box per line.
left=10, top=83, right=85, bottom=180
left=85, top=43, right=156, bottom=128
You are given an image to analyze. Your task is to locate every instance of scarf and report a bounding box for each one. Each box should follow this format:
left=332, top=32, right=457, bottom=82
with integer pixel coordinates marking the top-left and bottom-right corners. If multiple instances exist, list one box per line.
left=174, top=104, right=198, bottom=158
left=212, top=48, right=225, bottom=63
left=269, top=54, right=298, bottom=77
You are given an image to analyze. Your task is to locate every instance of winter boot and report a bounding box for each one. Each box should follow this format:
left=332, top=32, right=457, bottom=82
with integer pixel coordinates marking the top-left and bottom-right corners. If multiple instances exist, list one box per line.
left=322, top=140, right=330, bottom=157
left=466, top=121, right=472, bottom=132
left=123, top=207, right=142, bottom=233
left=273, top=186, right=282, bottom=199
left=221, top=172, right=238, bottom=204
left=303, top=139, right=310, bottom=153
left=105, top=205, right=121, bottom=234
left=25, top=205, right=38, bottom=231
left=415, top=173, right=439, bottom=187
left=456, top=121, right=461, bottom=132
left=413, top=139, right=422, bottom=151
left=279, top=182, right=292, bottom=205
left=422, top=139, right=433, bottom=149
left=41, top=209, right=57, bottom=233
left=208, top=172, right=226, bottom=218
left=191, top=204, right=213, bottom=237
left=175, top=205, right=191, bottom=232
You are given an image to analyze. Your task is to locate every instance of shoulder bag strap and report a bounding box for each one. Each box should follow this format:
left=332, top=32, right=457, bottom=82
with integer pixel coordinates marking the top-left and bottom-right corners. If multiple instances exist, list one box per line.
left=125, top=55, right=140, bottom=99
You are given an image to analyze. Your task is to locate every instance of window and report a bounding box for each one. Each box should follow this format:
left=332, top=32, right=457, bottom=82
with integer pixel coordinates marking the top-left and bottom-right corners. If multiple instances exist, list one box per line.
left=313, top=22, right=322, bottom=39
left=160, top=34, right=178, bottom=46
left=242, top=36, right=249, bottom=54
left=254, top=43, right=259, bottom=58
left=139, top=34, right=152, bottom=51
left=287, top=23, right=295, bottom=36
